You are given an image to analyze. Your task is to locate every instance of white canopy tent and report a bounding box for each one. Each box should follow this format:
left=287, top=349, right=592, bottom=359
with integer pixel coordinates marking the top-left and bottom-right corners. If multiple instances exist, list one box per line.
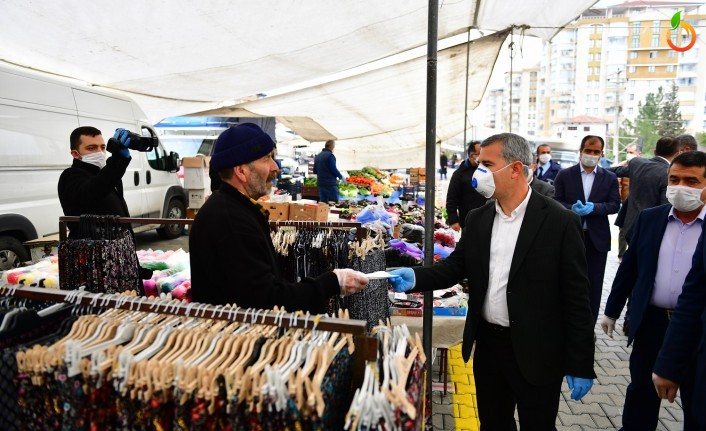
left=0, top=0, right=597, bottom=166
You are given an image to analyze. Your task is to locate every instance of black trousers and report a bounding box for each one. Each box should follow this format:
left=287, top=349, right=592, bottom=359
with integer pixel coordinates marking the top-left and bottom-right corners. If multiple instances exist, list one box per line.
left=584, top=231, right=608, bottom=322
left=473, top=320, right=563, bottom=431
left=622, top=306, right=696, bottom=430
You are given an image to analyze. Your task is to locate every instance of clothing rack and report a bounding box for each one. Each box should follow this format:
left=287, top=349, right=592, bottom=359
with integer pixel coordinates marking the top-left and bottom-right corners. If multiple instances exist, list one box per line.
left=268, top=219, right=368, bottom=243
left=59, top=216, right=193, bottom=241
left=0, top=284, right=378, bottom=389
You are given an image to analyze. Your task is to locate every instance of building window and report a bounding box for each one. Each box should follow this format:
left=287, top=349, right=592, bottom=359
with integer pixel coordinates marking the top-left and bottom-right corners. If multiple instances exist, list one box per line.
left=628, top=107, right=634, bottom=115
left=584, top=126, right=590, bottom=131
left=653, top=20, right=660, bottom=32
left=593, top=108, right=599, bottom=115
left=633, top=21, right=641, bottom=34
left=631, top=36, right=640, bottom=48
left=667, top=65, right=674, bottom=72
left=671, top=30, right=678, bottom=44
left=596, top=53, right=601, bottom=61
left=630, top=51, right=638, bottom=59
left=651, top=34, right=659, bottom=47
left=629, top=93, right=635, bottom=101
left=629, top=66, right=636, bottom=73
left=568, top=126, right=578, bottom=131
left=668, top=50, right=676, bottom=58
left=586, top=94, right=591, bottom=102
left=649, top=51, right=658, bottom=58
left=648, top=65, right=656, bottom=72
left=595, top=94, right=599, bottom=102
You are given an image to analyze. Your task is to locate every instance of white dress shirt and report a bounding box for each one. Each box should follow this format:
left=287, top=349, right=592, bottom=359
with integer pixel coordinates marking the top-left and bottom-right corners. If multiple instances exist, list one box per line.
left=579, top=164, right=598, bottom=229
left=482, top=186, right=532, bottom=327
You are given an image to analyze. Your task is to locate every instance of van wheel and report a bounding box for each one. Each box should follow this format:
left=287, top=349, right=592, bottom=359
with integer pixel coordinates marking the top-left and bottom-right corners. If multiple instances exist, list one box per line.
left=157, top=199, right=186, bottom=239
left=0, top=236, right=30, bottom=271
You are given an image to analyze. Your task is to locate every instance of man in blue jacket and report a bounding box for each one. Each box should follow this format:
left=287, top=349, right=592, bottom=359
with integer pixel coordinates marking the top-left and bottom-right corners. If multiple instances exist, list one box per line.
left=602, top=150, right=706, bottom=430
left=313, top=139, right=345, bottom=202
left=534, top=144, right=562, bottom=184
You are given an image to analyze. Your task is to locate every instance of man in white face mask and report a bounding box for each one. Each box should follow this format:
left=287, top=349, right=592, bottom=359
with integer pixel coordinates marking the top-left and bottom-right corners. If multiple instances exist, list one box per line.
left=389, top=133, right=596, bottom=429
left=601, top=150, right=706, bottom=430
left=58, top=126, right=133, bottom=239
left=554, top=135, right=621, bottom=323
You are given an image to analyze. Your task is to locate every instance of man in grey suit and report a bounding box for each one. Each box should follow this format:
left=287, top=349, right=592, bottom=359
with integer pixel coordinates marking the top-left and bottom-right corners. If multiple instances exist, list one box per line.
left=611, top=136, right=679, bottom=242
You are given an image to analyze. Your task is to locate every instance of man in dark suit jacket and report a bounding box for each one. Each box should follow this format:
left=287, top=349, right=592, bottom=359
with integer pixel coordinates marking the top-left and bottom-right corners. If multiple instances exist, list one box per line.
left=534, top=144, right=562, bottom=184
left=611, top=136, right=679, bottom=242
left=389, top=133, right=596, bottom=430
left=601, top=152, right=706, bottom=428
left=446, top=141, right=488, bottom=231
left=654, top=225, right=706, bottom=430
left=529, top=173, right=555, bottom=197
left=554, top=135, right=620, bottom=322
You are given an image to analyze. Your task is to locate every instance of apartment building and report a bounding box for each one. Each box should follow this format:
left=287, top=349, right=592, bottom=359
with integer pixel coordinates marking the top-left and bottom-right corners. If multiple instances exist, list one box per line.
left=485, top=1, right=705, bottom=142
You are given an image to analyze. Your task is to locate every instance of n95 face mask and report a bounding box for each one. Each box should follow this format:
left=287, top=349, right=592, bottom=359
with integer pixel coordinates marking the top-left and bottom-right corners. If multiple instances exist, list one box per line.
left=472, top=163, right=512, bottom=199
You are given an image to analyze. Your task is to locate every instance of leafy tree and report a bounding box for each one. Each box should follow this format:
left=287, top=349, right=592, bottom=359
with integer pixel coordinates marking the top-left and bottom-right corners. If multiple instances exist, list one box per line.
left=696, top=132, right=706, bottom=149
left=623, top=87, right=662, bottom=155
left=657, top=82, right=685, bottom=137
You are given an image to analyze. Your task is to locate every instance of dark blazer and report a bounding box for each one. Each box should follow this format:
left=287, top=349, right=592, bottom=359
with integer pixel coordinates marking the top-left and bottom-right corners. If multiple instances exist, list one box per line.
left=604, top=204, right=672, bottom=345
left=412, top=191, right=596, bottom=386
left=445, top=160, right=488, bottom=227
left=611, top=156, right=670, bottom=241
left=190, top=182, right=339, bottom=313
left=57, top=156, right=132, bottom=239
left=535, top=159, right=562, bottom=184
left=654, top=225, right=706, bottom=413
left=553, top=165, right=621, bottom=253
left=530, top=177, right=555, bottom=198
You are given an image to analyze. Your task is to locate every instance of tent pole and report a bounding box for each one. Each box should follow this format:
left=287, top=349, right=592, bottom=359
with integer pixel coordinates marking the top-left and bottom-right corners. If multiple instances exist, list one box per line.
left=424, top=0, right=438, bottom=419
left=509, top=29, right=514, bottom=133
left=463, top=28, right=472, bottom=152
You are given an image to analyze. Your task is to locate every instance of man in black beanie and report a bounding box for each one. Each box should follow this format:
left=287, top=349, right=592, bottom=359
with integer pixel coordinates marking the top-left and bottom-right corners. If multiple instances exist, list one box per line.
left=190, top=123, right=369, bottom=313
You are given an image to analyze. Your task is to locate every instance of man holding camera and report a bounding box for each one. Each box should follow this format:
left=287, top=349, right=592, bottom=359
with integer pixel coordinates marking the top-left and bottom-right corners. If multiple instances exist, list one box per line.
left=58, top=126, right=134, bottom=239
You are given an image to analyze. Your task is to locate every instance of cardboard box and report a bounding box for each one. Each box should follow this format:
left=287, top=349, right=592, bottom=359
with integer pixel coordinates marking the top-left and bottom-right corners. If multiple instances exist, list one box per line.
left=301, top=186, right=319, bottom=198
left=188, top=189, right=207, bottom=209
left=265, top=202, right=290, bottom=221
left=289, top=202, right=329, bottom=221
left=182, top=156, right=211, bottom=190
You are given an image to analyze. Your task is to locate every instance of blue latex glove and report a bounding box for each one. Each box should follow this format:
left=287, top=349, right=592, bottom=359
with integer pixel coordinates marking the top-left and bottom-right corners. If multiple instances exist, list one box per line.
left=570, top=200, right=585, bottom=216
left=388, top=268, right=415, bottom=292
left=566, top=375, right=593, bottom=401
left=113, top=128, right=132, bottom=159
left=582, top=202, right=595, bottom=215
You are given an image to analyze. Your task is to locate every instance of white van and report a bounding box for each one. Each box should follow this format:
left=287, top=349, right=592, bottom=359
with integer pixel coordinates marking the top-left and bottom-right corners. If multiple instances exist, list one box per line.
left=0, top=64, right=186, bottom=269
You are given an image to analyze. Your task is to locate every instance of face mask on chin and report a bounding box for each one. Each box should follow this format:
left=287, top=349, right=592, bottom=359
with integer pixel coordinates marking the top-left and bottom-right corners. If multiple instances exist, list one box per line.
left=666, top=185, right=706, bottom=212
left=79, top=151, right=107, bottom=169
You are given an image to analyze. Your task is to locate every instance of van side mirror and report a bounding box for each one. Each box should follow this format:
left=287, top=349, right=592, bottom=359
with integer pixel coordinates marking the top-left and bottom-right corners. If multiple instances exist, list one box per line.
left=168, top=152, right=179, bottom=172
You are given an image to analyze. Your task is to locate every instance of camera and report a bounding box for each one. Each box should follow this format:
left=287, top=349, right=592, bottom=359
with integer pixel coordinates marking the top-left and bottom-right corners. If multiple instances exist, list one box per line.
left=107, top=131, right=159, bottom=153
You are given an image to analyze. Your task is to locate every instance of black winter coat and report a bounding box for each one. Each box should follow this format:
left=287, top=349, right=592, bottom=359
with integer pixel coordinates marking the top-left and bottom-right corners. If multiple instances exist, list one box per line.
left=57, top=156, right=131, bottom=239
left=445, top=160, right=488, bottom=227
left=189, top=182, right=340, bottom=313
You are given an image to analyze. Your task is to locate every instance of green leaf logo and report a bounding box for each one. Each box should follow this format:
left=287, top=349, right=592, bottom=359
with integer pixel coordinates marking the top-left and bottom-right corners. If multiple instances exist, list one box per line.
left=671, top=11, right=682, bottom=30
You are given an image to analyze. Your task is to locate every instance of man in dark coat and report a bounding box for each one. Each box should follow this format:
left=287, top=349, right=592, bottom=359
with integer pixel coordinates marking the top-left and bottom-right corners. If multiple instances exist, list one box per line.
left=313, top=139, right=345, bottom=203
left=610, top=136, right=679, bottom=242
left=534, top=144, right=562, bottom=184
left=389, top=133, right=595, bottom=430
left=58, top=126, right=133, bottom=239
left=445, top=141, right=487, bottom=231
left=190, top=123, right=368, bottom=313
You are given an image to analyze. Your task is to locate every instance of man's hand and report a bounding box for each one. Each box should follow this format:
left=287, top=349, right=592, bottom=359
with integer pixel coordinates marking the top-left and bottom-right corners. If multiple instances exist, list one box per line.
left=450, top=222, right=461, bottom=232
left=582, top=202, right=595, bottom=215
left=388, top=268, right=415, bottom=292
left=599, top=315, right=616, bottom=338
left=333, top=269, right=368, bottom=296
left=653, top=373, right=679, bottom=403
left=565, top=375, right=593, bottom=401
left=113, top=128, right=132, bottom=159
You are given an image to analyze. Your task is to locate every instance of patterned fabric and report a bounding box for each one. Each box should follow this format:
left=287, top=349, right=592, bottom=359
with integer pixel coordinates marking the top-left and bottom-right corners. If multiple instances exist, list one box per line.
left=245, top=193, right=270, bottom=219
left=345, top=248, right=390, bottom=332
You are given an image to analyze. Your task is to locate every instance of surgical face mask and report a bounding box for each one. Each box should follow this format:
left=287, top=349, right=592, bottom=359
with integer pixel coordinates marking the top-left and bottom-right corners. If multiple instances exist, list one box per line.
left=80, top=151, right=107, bottom=169
left=472, top=162, right=513, bottom=198
left=626, top=153, right=637, bottom=161
left=666, top=185, right=706, bottom=212
left=538, top=154, right=551, bottom=164
left=580, top=154, right=600, bottom=168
